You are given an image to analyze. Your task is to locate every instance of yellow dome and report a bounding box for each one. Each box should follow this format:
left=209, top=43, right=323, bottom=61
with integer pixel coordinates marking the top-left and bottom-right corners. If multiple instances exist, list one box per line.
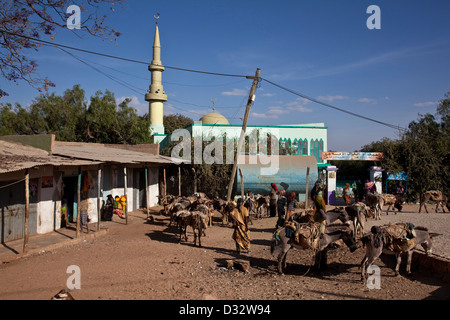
left=199, top=112, right=229, bottom=125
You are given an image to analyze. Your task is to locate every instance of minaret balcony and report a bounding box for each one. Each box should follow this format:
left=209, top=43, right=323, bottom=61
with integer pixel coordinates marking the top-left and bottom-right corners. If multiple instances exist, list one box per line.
left=145, top=92, right=168, bottom=102
left=148, top=64, right=165, bottom=72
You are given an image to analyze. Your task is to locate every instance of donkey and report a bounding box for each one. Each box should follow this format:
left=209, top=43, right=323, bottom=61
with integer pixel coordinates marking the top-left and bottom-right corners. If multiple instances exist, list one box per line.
left=290, top=207, right=351, bottom=226
left=178, top=210, right=208, bottom=247
left=419, top=191, right=449, bottom=213
left=271, top=224, right=358, bottom=275
left=360, top=226, right=440, bottom=281
left=345, top=203, right=369, bottom=240
left=254, top=195, right=270, bottom=219
left=366, top=193, right=384, bottom=220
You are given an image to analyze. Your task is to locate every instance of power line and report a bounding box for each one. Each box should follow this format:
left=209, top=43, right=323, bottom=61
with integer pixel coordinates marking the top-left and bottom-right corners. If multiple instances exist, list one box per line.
left=1, top=29, right=407, bottom=131
left=169, top=97, right=243, bottom=110
left=0, top=29, right=248, bottom=78
left=164, top=79, right=247, bottom=88
left=261, top=77, right=407, bottom=131
left=56, top=47, right=146, bottom=95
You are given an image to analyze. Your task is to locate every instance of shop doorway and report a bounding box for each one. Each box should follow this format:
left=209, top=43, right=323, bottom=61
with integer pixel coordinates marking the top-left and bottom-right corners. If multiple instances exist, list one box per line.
left=62, top=176, right=78, bottom=225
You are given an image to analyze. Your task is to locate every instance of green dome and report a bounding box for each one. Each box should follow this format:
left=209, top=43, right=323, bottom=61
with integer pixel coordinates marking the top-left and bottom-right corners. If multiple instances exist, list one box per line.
left=199, top=112, right=230, bottom=125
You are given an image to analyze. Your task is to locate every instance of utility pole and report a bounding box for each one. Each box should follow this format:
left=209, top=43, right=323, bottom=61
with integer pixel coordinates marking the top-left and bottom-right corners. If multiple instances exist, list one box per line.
left=227, top=68, right=261, bottom=202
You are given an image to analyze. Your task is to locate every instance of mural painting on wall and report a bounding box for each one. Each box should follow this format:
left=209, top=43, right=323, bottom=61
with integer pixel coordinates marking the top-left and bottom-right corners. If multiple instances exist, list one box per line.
left=41, top=176, right=53, bottom=188
left=322, top=152, right=384, bottom=161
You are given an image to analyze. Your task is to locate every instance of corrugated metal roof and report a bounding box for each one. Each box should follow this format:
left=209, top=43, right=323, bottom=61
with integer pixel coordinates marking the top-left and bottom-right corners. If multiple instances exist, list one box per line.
left=1, top=140, right=173, bottom=174
left=53, top=144, right=173, bottom=165
left=0, top=140, right=49, bottom=157
left=0, top=141, right=102, bottom=174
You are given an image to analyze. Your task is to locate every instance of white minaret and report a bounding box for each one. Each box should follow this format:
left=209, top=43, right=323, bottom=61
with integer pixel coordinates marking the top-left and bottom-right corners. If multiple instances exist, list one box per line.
left=145, top=14, right=167, bottom=135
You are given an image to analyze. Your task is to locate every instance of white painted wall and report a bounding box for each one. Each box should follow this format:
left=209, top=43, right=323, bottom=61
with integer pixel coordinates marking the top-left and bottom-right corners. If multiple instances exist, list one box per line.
left=148, top=167, right=159, bottom=207
left=1, top=163, right=163, bottom=239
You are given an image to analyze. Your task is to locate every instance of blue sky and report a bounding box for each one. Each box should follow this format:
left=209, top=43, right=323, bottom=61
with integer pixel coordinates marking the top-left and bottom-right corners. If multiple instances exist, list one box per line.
left=1, top=0, right=449, bottom=151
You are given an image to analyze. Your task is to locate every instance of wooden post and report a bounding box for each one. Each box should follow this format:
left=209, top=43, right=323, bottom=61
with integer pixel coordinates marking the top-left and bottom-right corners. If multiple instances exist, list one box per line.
left=178, top=166, right=181, bottom=197
left=305, top=167, right=310, bottom=209
left=23, top=169, right=29, bottom=253
left=227, top=68, right=261, bottom=202
left=97, top=165, right=102, bottom=232
left=163, top=167, right=167, bottom=197
left=192, top=168, right=197, bottom=194
left=145, top=166, right=149, bottom=220
left=124, top=167, right=128, bottom=225
left=239, top=168, right=244, bottom=199
left=76, top=167, right=81, bottom=238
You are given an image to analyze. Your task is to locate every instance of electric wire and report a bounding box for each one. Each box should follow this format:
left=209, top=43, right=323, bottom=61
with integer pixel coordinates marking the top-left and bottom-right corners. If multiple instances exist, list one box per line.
left=56, top=47, right=147, bottom=95
left=0, top=29, right=248, bottom=78
left=1, top=29, right=407, bottom=131
left=261, top=77, right=407, bottom=131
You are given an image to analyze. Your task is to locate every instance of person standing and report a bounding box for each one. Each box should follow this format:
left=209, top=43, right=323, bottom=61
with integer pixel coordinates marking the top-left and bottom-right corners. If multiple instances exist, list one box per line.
left=311, top=179, right=327, bottom=235
left=276, top=189, right=287, bottom=228
left=269, top=183, right=278, bottom=218
left=395, top=181, right=405, bottom=196
left=364, top=179, right=376, bottom=195
left=394, top=181, right=405, bottom=211
left=343, top=183, right=352, bottom=205
left=230, top=198, right=251, bottom=254
left=285, top=192, right=298, bottom=223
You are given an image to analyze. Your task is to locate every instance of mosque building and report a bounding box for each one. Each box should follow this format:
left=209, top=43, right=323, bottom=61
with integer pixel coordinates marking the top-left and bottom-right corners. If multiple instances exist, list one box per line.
left=146, top=22, right=329, bottom=169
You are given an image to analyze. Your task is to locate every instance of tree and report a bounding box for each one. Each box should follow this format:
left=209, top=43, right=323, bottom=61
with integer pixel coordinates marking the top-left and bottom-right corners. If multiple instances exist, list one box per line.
left=0, top=0, right=123, bottom=97
left=0, top=84, right=152, bottom=145
left=160, top=134, right=233, bottom=199
left=437, top=92, right=450, bottom=133
left=356, top=92, right=450, bottom=200
left=163, top=113, right=193, bottom=135
left=116, top=98, right=152, bottom=144
left=401, top=111, right=448, bottom=197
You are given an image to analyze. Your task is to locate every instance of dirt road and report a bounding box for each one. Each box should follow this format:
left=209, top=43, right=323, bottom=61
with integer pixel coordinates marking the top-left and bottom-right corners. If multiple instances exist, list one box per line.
left=0, top=204, right=449, bottom=301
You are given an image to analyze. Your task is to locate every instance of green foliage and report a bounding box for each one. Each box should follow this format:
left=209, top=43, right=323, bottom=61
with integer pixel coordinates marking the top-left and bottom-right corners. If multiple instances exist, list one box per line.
left=160, top=135, right=233, bottom=199
left=401, top=111, right=448, bottom=198
left=357, top=92, right=449, bottom=200
left=0, top=84, right=152, bottom=145
left=0, top=0, right=123, bottom=96
left=163, top=113, right=193, bottom=135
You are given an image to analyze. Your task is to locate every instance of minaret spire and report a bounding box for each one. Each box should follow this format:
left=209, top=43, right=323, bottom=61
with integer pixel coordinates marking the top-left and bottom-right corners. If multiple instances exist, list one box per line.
left=145, top=13, right=167, bottom=136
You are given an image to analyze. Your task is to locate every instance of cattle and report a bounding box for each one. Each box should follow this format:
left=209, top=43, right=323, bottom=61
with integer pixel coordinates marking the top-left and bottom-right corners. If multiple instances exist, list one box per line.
left=419, top=191, right=449, bottom=213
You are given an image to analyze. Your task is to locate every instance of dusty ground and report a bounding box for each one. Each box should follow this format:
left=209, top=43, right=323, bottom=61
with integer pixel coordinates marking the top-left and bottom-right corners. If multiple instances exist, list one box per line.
left=0, top=203, right=449, bottom=302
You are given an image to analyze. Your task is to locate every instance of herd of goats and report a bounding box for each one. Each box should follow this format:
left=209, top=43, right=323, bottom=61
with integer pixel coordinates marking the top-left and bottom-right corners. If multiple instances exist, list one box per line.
left=155, top=190, right=447, bottom=282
